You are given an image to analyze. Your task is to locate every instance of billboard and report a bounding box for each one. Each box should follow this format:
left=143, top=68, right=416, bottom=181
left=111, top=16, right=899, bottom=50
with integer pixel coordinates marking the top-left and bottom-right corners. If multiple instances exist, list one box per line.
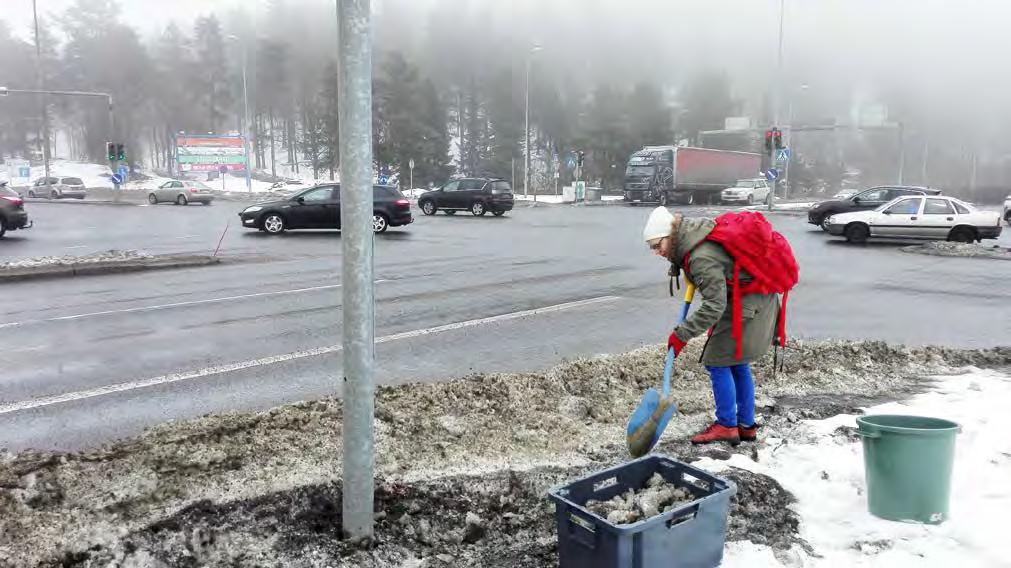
left=175, top=135, right=247, bottom=172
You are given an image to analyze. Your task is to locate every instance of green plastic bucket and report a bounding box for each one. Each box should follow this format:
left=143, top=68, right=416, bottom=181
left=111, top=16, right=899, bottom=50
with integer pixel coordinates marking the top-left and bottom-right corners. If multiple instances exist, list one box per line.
left=856, top=414, right=960, bottom=524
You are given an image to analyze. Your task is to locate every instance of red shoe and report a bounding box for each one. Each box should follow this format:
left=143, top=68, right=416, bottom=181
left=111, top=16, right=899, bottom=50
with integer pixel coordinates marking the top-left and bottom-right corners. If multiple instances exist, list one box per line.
left=738, top=424, right=758, bottom=442
left=691, top=423, right=740, bottom=446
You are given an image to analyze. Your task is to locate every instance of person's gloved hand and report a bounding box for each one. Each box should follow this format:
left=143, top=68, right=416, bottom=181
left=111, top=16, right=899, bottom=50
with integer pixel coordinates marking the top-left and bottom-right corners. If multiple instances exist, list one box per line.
left=667, top=330, right=687, bottom=356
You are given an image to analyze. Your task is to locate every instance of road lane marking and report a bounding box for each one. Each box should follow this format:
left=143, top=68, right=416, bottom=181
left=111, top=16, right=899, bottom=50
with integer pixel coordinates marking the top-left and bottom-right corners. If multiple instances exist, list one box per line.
left=0, top=295, right=619, bottom=415
left=0, top=281, right=383, bottom=329
left=174, top=235, right=199, bottom=239
left=65, top=245, right=88, bottom=249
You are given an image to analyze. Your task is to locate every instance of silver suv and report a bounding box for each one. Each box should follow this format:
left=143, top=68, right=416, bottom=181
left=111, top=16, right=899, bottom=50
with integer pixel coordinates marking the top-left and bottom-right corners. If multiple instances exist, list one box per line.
left=28, top=176, right=87, bottom=199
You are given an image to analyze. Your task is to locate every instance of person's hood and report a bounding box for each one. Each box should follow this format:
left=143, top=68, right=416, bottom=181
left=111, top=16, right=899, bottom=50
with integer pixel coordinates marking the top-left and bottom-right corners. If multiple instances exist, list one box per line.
left=668, top=217, right=715, bottom=270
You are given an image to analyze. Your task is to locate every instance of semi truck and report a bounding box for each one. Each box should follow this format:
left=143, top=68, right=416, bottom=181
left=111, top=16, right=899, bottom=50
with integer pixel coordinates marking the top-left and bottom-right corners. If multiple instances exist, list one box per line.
left=623, top=146, right=761, bottom=205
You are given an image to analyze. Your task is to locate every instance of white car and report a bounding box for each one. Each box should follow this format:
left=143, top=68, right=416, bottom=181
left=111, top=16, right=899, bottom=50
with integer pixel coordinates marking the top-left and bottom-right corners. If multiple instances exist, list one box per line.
left=826, top=195, right=1003, bottom=244
left=1003, top=194, right=1010, bottom=226
left=27, top=176, right=87, bottom=199
left=721, top=178, right=772, bottom=205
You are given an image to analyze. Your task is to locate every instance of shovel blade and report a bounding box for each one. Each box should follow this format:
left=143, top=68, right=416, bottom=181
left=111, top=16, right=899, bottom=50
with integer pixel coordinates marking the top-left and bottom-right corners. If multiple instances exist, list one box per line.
left=626, top=389, right=678, bottom=458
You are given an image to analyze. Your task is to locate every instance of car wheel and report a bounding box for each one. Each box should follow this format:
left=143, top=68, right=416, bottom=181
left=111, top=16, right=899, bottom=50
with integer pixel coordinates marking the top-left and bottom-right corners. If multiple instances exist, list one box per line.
left=683, top=192, right=694, bottom=206
left=201, top=201, right=211, bottom=206
left=820, top=216, right=832, bottom=232
left=176, top=194, right=188, bottom=206
left=263, top=214, right=286, bottom=234
left=50, top=190, right=59, bottom=200
left=372, top=213, right=389, bottom=233
left=0, top=217, right=6, bottom=238
left=747, top=194, right=754, bottom=206
left=148, top=194, right=158, bottom=205
left=28, top=190, right=35, bottom=198
left=420, top=201, right=437, bottom=215
left=844, top=223, right=870, bottom=244
left=492, top=210, right=505, bottom=217
left=947, top=226, right=976, bottom=243
left=445, top=210, right=456, bottom=215
left=471, top=201, right=486, bottom=216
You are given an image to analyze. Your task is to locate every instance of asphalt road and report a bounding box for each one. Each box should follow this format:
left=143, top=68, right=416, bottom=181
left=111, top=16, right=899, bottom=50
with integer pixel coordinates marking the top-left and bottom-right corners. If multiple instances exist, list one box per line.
left=1, top=199, right=1009, bottom=452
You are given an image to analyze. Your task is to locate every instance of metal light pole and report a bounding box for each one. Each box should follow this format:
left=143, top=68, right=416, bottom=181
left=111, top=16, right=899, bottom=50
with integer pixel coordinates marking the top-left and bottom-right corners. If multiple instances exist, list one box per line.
left=228, top=35, right=253, bottom=193
left=896, top=121, right=905, bottom=185
left=32, top=0, right=51, bottom=191
left=337, top=0, right=375, bottom=542
left=782, top=83, right=807, bottom=196
left=523, top=45, right=541, bottom=200
left=768, top=0, right=786, bottom=211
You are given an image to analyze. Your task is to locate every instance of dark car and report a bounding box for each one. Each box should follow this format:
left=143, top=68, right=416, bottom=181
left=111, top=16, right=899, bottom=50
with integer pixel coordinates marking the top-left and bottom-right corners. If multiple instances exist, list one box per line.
left=238, top=184, right=412, bottom=234
left=807, top=185, right=942, bottom=230
left=0, top=183, right=31, bottom=237
left=418, top=178, right=513, bottom=217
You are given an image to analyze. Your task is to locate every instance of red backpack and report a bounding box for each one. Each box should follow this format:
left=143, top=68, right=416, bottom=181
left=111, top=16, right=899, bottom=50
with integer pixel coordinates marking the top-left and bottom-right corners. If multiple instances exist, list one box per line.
left=685, top=212, right=799, bottom=359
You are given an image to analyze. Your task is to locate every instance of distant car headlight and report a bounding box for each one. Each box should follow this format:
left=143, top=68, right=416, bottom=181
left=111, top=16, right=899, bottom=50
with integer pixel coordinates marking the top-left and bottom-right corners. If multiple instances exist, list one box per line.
left=244, top=205, right=262, bottom=213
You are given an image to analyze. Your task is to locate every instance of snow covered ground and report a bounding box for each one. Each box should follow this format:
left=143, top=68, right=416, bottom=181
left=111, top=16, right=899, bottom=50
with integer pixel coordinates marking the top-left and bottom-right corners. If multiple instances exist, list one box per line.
left=715, top=368, right=1011, bottom=567
left=514, top=194, right=625, bottom=204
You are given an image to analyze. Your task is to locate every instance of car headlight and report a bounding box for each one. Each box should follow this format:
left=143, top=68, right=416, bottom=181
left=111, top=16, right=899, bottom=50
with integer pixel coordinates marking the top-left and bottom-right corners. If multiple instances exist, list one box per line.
left=244, top=205, right=262, bottom=213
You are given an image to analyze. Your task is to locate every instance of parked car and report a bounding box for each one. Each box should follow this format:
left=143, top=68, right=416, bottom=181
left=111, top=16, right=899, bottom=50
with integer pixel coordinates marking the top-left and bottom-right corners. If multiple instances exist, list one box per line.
left=720, top=178, right=772, bottom=205
left=0, top=183, right=31, bottom=237
left=807, top=186, right=941, bottom=230
left=1003, top=194, right=1010, bottom=226
left=148, top=180, right=214, bottom=205
left=826, top=195, right=1002, bottom=244
left=238, top=184, right=411, bottom=234
left=27, top=176, right=87, bottom=199
left=418, top=178, right=513, bottom=217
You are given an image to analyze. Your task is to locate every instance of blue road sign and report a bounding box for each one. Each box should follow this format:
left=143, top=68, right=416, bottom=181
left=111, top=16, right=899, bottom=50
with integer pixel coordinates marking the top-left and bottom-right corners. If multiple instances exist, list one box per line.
left=111, top=173, right=124, bottom=185
left=764, top=168, right=779, bottom=181
left=776, top=148, right=791, bottom=163
left=378, top=174, right=389, bottom=185
left=117, top=165, right=129, bottom=178
left=566, top=157, right=576, bottom=170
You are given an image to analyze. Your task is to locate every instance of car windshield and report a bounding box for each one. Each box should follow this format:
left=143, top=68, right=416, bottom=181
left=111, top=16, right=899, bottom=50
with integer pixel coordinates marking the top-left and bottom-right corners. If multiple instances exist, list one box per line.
left=625, top=165, right=653, bottom=176
left=61, top=177, right=84, bottom=185
left=1, top=186, right=18, bottom=197
left=735, top=180, right=754, bottom=188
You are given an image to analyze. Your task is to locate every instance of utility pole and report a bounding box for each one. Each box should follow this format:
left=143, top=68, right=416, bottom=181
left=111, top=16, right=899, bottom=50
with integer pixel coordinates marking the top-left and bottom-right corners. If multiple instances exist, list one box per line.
left=32, top=0, right=51, bottom=192
left=337, top=0, right=375, bottom=542
left=896, top=121, right=905, bottom=185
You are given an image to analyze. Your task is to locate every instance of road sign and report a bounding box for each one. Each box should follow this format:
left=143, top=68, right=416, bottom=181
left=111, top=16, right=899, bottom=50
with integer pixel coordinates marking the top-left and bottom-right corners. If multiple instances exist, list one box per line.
left=110, top=173, right=124, bottom=185
left=117, top=165, right=129, bottom=179
left=218, top=164, right=228, bottom=175
left=566, top=157, right=576, bottom=170
left=776, top=148, right=791, bottom=163
left=764, top=168, right=779, bottom=181
left=408, top=158, right=415, bottom=170
left=553, top=171, right=560, bottom=179
left=378, top=174, right=389, bottom=185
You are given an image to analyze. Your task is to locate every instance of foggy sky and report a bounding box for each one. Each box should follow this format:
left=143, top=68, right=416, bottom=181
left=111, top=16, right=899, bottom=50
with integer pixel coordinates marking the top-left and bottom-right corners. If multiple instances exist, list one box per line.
left=11, top=0, right=1011, bottom=143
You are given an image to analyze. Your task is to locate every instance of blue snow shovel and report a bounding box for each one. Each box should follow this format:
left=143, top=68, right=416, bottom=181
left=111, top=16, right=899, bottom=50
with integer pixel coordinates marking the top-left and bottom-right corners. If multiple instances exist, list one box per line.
left=626, top=283, right=695, bottom=458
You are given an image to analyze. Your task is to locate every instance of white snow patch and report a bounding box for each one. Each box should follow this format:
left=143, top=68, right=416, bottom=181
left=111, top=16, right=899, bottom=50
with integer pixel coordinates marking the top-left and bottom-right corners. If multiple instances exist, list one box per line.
left=716, top=368, right=1011, bottom=567
left=741, top=201, right=816, bottom=212
left=1, top=249, right=152, bottom=269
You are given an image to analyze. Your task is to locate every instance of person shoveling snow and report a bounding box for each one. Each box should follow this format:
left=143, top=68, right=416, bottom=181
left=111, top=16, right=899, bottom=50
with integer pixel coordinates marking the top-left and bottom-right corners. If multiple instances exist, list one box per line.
left=642, top=206, right=798, bottom=446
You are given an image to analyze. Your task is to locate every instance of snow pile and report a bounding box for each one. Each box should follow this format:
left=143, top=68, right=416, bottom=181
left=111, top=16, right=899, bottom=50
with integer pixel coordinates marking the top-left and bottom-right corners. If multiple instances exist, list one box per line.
left=0, top=160, right=114, bottom=189
left=902, top=241, right=1011, bottom=260
left=0, top=341, right=1008, bottom=566
left=716, top=367, right=1011, bottom=567
left=584, top=473, right=694, bottom=525
left=0, top=249, right=151, bottom=270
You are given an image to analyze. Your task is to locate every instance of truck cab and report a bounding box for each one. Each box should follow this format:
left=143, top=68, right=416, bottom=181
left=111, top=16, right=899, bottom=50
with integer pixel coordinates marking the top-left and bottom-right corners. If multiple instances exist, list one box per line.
left=623, top=148, right=674, bottom=204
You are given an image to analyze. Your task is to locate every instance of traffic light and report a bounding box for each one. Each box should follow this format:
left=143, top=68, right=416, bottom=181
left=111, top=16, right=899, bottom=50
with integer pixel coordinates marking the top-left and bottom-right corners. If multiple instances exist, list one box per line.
left=773, top=129, right=784, bottom=150
left=576, top=150, right=585, bottom=167
left=116, top=144, right=125, bottom=161
left=764, top=130, right=773, bottom=152
left=107, top=142, right=116, bottom=161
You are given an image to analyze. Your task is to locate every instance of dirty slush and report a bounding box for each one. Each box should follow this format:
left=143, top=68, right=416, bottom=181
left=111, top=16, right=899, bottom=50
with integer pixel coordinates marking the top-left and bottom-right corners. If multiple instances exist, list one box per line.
left=2, top=340, right=1008, bottom=567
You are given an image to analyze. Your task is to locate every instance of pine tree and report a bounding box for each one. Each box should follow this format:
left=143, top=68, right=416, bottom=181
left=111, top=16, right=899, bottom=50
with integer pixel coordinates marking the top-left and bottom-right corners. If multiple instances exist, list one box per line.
left=193, top=15, right=231, bottom=133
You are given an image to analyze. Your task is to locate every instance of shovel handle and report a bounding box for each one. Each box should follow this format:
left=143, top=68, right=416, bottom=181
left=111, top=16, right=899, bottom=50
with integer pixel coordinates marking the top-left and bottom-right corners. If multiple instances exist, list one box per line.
left=664, top=284, right=695, bottom=398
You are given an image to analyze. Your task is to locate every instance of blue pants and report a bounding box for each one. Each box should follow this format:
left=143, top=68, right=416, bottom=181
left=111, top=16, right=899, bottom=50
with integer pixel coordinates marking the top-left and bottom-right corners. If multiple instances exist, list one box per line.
left=705, top=364, right=755, bottom=428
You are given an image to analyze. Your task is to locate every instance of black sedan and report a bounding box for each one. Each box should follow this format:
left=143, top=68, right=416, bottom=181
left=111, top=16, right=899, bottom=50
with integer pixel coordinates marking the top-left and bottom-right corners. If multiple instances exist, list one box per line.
left=0, top=183, right=31, bottom=238
left=238, top=184, right=412, bottom=234
left=807, top=186, right=942, bottom=231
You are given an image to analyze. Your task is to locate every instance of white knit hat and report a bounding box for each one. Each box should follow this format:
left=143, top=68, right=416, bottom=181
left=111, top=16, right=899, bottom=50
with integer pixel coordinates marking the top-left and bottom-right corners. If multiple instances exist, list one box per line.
left=642, top=206, right=674, bottom=243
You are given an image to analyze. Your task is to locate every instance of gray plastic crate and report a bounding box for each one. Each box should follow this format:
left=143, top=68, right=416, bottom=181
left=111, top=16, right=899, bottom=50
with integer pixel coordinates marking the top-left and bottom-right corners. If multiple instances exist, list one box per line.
left=547, top=455, right=737, bottom=568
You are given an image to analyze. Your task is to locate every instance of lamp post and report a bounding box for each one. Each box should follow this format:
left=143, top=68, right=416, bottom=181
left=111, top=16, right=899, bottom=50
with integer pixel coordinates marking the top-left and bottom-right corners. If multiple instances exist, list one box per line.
left=523, top=45, right=542, bottom=200
left=227, top=35, right=253, bottom=193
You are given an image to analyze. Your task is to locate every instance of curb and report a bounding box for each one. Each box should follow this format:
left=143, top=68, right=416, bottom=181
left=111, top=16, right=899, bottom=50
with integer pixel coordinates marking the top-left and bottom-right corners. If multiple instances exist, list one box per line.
left=23, top=198, right=142, bottom=206
left=0, top=255, right=222, bottom=283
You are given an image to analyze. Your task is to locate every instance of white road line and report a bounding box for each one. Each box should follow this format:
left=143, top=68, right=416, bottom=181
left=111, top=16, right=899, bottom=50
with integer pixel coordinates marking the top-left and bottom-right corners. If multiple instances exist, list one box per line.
left=174, top=235, right=200, bottom=239
left=0, top=282, right=387, bottom=329
left=0, top=295, right=619, bottom=415
left=65, top=245, right=89, bottom=249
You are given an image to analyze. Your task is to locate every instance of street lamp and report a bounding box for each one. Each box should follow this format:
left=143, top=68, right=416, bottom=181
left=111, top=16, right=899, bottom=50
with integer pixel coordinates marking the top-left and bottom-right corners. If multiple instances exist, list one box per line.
left=227, top=35, right=253, bottom=193
left=524, top=44, right=542, bottom=200
left=783, top=83, right=808, bottom=196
